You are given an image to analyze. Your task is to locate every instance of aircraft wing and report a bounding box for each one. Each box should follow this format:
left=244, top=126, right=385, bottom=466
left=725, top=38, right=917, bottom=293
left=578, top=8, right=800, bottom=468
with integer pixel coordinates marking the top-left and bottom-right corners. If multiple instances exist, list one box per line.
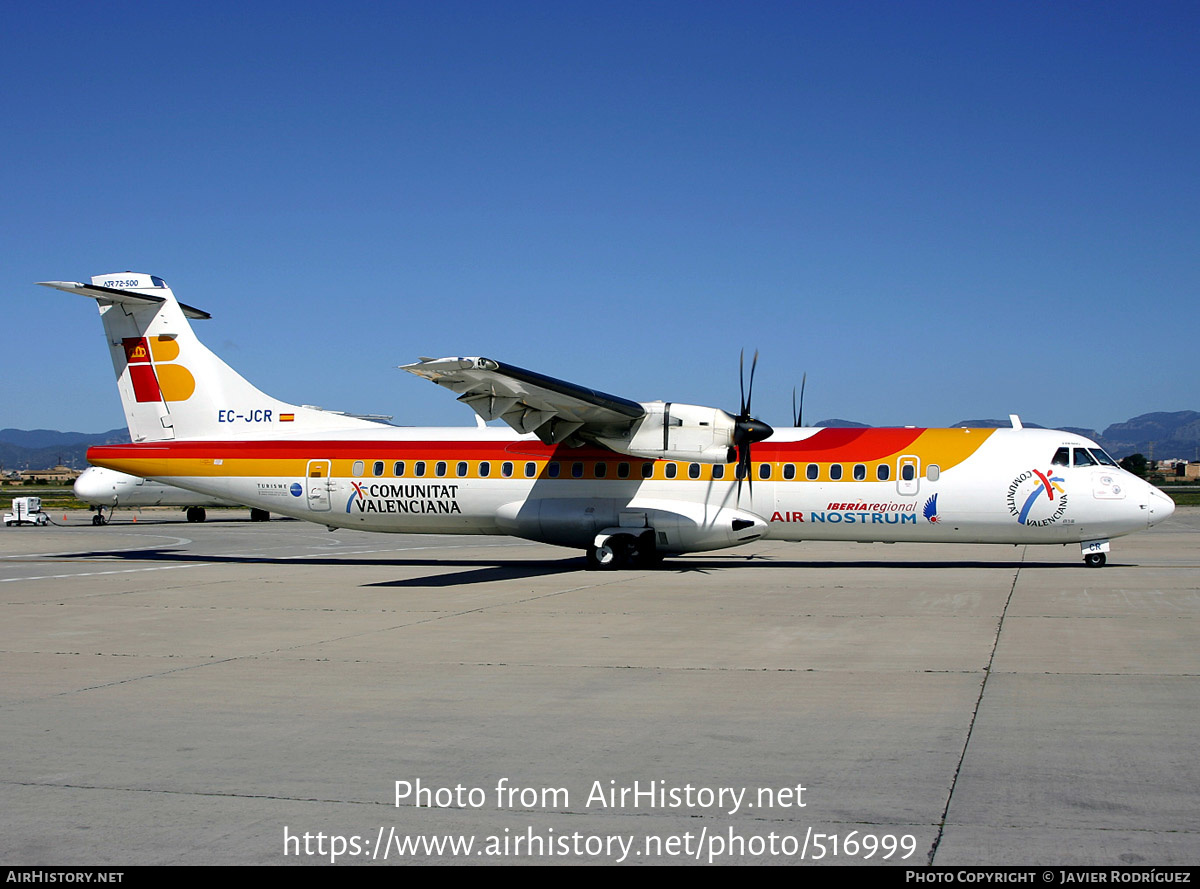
left=401, top=357, right=645, bottom=445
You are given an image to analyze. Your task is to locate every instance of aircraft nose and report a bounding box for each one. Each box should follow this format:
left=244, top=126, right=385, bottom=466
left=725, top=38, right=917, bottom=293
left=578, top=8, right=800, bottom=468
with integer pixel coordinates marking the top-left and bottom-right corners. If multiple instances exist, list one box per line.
left=73, top=468, right=115, bottom=504
left=1144, top=484, right=1175, bottom=528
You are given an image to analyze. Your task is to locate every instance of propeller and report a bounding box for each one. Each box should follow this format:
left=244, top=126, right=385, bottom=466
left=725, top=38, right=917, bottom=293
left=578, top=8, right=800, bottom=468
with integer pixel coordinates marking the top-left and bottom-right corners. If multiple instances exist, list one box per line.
left=792, top=372, right=807, bottom=427
left=732, top=349, right=774, bottom=502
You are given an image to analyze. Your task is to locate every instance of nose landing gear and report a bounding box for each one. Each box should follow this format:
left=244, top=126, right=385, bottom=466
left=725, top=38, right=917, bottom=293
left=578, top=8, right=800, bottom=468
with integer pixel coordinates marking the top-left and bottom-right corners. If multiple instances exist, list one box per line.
left=1081, top=539, right=1109, bottom=568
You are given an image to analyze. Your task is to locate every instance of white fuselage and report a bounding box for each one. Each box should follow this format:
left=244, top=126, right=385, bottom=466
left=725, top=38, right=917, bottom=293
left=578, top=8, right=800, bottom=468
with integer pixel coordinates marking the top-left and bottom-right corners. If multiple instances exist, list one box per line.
left=86, top=425, right=1173, bottom=555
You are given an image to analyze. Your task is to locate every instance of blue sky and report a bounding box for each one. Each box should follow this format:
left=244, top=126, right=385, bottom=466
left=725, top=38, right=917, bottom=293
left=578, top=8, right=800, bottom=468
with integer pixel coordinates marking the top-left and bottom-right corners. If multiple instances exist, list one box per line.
left=3, top=1, right=1196, bottom=434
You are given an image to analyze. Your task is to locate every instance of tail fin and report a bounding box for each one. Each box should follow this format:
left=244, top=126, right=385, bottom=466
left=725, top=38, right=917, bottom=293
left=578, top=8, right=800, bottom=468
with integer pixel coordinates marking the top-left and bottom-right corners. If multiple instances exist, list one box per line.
left=40, top=272, right=385, bottom=442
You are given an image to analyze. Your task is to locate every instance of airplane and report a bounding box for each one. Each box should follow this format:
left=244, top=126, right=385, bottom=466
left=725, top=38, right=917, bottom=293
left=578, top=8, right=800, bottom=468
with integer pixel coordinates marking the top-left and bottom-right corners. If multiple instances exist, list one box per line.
left=41, top=272, right=1174, bottom=569
left=73, top=465, right=266, bottom=524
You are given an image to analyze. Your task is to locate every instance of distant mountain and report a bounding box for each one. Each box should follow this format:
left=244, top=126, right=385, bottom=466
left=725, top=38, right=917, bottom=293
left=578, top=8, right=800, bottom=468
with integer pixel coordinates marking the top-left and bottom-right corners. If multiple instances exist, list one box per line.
left=952, top=418, right=1048, bottom=430
left=0, top=428, right=128, bottom=471
left=814, top=419, right=871, bottom=428
left=950, top=419, right=1107, bottom=441
left=0, top=428, right=127, bottom=449
left=1099, top=411, right=1200, bottom=460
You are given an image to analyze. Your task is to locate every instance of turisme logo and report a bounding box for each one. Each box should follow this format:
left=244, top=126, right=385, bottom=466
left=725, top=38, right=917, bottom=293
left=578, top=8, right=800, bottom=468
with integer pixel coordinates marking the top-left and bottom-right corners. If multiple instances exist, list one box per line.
left=1006, top=468, right=1068, bottom=526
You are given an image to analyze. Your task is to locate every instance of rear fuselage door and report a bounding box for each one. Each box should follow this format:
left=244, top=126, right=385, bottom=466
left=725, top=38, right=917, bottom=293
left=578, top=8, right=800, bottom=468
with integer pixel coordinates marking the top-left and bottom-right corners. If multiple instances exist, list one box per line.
left=306, top=459, right=332, bottom=511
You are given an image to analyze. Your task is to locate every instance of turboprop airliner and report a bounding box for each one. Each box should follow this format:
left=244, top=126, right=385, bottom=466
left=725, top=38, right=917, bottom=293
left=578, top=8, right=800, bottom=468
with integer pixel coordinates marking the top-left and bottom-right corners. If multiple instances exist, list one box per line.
left=42, top=272, right=1174, bottom=569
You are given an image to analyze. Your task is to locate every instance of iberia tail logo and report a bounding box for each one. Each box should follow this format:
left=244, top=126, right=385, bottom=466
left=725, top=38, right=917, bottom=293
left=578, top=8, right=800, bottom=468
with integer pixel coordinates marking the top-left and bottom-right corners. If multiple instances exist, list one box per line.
left=122, top=337, right=195, bottom=403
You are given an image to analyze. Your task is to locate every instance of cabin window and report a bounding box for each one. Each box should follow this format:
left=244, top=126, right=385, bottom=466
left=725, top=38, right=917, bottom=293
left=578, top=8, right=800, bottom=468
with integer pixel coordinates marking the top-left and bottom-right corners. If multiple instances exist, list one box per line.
left=456, top=461, right=468, bottom=477
left=758, top=463, right=771, bottom=480
left=806, top=463, right=819, bottom=480
left=547, top=462, right=560, bottom=478
left=1051, top=447, right=1070, bottom=467
left=927, top=464, right=940, bottom=481
left=712, top=464, right=725, bottom=480
left=524, top=462, right=536, bottom=478
left=571, top=462, right=584, bottom=478
left=371, top=461, right=384, bottom=477
left=735, top=463, right=747, bottom=480
left=501, top=461, right=513, bottom=478
left=478, top=461, right=490, bottom=477
left=783, top=463, right=796, bottom=480
left=352, top=460, right=365, bottom=477
left=1073, top=448, right=1098, bottom=467
left=435, top=461, right=447, bottom=477
left=641, top=462, right=654, bottom=479
left=595, top=462, right=607, bottom=478
left=1089, top=448, right=1118, bottom=466
left=665, top=463, right=678, bottom=479
left=414, top=461, right=426, bottom=477
left=876, top=464, right=890, bottom=481
left=617, top=462, right=630, bottom=479
left=901, top=463, right=915, bottom=481
left=393, top=461, right=405, bottom=477
left=830, top=464, right=843, bottom=481
left=688, top=463, right=701, bottom=479
left=853, top=463, right=866, bottom=481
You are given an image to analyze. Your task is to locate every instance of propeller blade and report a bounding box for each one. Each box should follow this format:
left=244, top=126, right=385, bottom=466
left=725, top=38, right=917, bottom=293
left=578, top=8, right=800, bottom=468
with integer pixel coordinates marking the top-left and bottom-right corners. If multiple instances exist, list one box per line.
left=746, top=349, right=759, bottom=415
left=738, top=349, right=747, bottom=417
left=732, top=349, right=771, bottom=506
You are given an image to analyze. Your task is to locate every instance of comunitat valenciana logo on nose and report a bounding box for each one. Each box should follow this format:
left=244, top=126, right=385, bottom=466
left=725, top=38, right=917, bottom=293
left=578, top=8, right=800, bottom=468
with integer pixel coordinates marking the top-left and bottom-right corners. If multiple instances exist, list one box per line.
left=122, top=337, right=195, bottom=403
left=1006, top=468, right=1068, bottom=526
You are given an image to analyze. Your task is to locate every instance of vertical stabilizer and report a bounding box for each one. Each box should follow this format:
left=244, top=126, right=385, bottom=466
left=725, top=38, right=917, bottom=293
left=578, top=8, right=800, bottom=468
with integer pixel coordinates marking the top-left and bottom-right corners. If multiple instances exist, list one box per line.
left=40, top=273, right=385, bottom=441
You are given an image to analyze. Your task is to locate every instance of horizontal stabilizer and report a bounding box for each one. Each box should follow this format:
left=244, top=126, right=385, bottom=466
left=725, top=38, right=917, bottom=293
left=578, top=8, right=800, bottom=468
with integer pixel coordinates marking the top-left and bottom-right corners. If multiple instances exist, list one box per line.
left=37, top=280, right=212, bottom=320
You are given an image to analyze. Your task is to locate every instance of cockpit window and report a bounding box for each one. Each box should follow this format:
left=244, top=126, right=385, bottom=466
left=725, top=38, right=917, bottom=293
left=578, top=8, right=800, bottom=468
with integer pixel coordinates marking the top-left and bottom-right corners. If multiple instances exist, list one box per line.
left=1089, top=448, right=1118, bottom=466
left=1051, top=448, right=1070, bottom=467
left=1073, top=448, right=1097, bottom=467
left=150, top=276, right=167, bottom=288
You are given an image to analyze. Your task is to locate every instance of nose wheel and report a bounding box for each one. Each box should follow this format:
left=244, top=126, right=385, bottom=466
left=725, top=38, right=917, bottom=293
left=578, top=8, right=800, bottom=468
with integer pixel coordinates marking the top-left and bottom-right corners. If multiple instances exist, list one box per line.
left=1081, top=539, right=1110, bottom=568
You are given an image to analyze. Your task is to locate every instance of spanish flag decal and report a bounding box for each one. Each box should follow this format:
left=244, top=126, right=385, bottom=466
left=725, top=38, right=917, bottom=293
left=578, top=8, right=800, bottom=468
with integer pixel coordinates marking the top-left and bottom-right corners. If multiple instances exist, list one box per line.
left=280, top=413, right=295, bottom=422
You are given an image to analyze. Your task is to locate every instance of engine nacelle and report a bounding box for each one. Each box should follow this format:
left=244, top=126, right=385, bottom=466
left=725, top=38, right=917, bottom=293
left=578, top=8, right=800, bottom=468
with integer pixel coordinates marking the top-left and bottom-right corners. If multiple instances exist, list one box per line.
left=594, top=402, right=736, bottom=464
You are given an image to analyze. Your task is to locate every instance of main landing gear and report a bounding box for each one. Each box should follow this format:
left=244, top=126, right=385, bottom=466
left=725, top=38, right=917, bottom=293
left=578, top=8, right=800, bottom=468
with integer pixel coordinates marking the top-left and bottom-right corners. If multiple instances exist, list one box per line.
left=1084, top=552, right=1107, bottom=568
left=186, top=507, right=207, bottom=523
left=585, top=531, right=663, bottom=570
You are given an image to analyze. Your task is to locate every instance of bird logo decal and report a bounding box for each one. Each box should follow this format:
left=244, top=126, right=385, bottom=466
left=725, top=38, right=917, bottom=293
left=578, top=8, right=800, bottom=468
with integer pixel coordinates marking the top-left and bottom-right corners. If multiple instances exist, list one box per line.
left=923, top=493, right=940, bottom=523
